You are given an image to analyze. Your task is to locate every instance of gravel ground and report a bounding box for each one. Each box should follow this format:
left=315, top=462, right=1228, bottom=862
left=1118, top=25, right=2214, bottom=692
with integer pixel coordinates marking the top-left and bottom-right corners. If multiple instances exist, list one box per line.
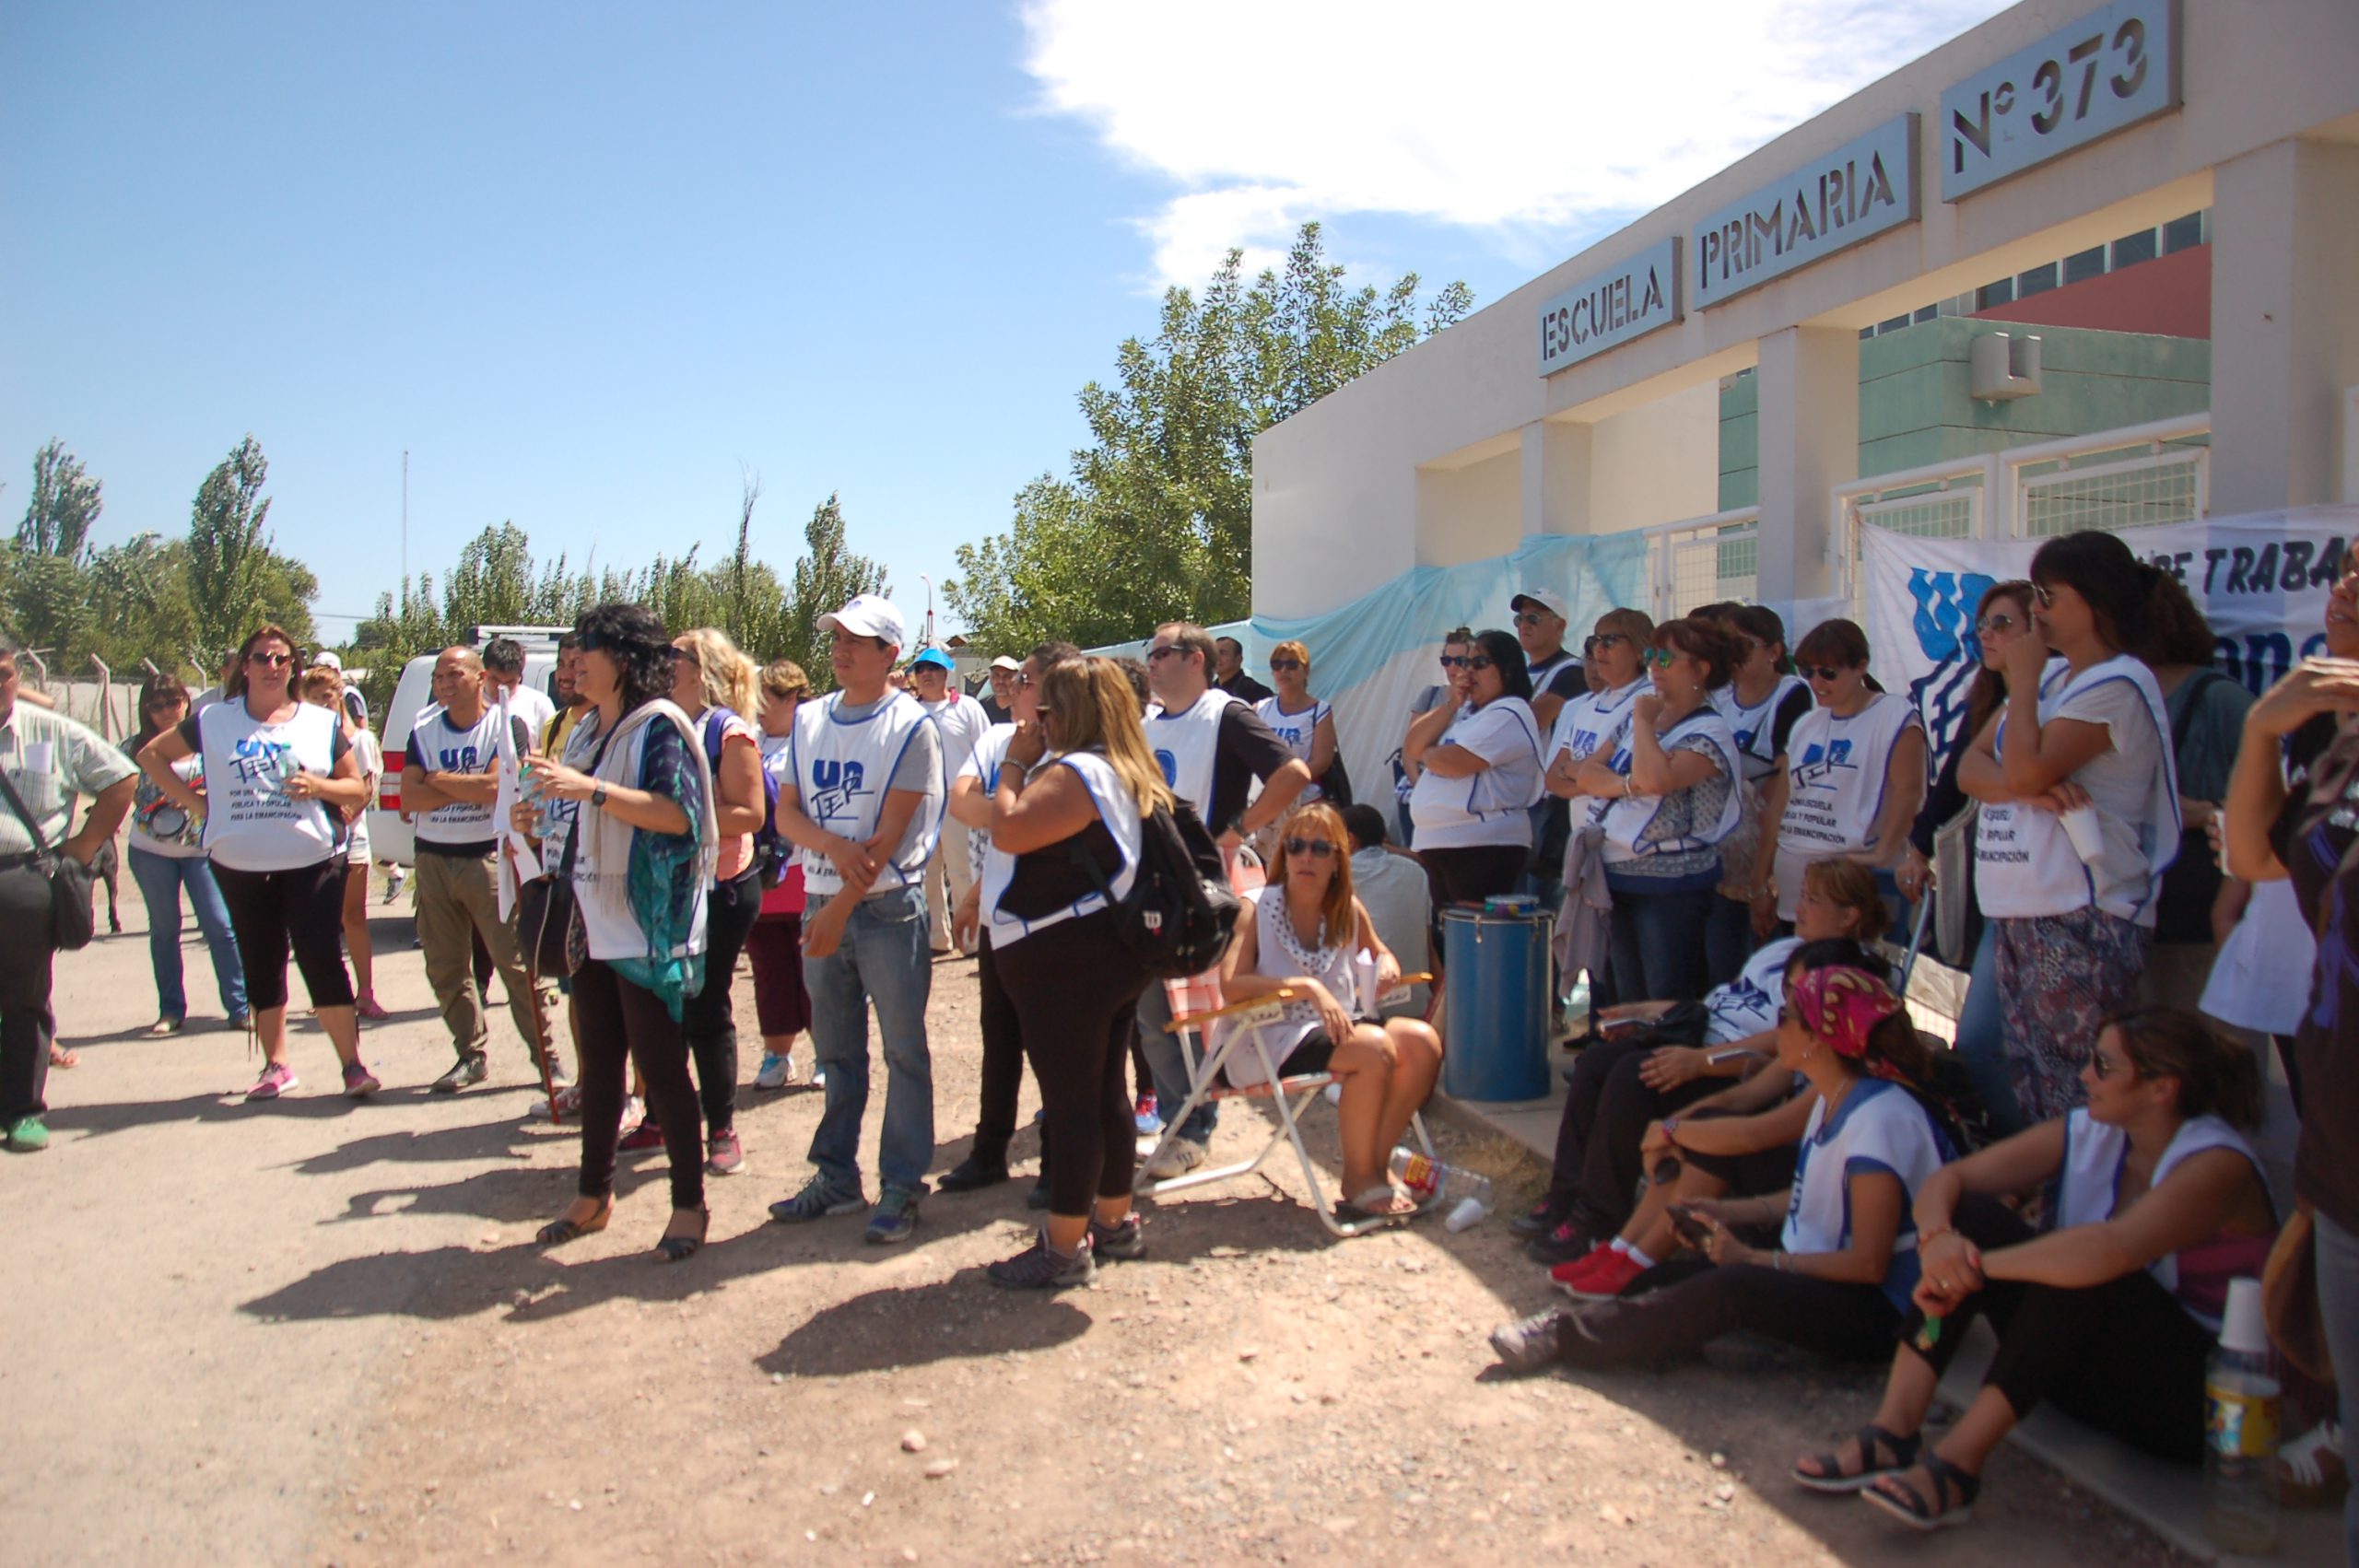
left=6, top=871, right=2197, bottom=1567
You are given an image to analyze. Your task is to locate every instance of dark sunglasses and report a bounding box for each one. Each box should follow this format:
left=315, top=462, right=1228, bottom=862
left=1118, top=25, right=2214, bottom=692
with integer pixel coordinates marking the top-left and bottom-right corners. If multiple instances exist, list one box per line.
left=247, top=651, right=293, bottom=668
left=1512, top=611, right=1554, bottom=626
left=1641, top=647, right=1677, bottom=668
left=1463, top=655, right=1496, bottom=671
left=1438, top=654, right=1468, bottom=669
left=1976, top=613, right=2021, bottom=634
left=1281, top=837, right=1337, bottom=860
left=2088, top=1046, right=2131, bottom=1082
left=1586, top=633, right=1629, bottom=652
left=1269, top=658, right=1304, bottom=673
left=1145, top=646, right=1185, bottom=662
left=2031, top=582, right=2056, bottom=608
left=1801, top=664, right=1848, bottom=682
left=671, top=648, right=699, bottom=664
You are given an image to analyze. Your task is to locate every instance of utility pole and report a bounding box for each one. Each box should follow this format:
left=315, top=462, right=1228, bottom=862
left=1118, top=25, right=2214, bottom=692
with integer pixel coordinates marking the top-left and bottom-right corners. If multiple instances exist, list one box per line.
left=401, top=450, right=410, bottom=608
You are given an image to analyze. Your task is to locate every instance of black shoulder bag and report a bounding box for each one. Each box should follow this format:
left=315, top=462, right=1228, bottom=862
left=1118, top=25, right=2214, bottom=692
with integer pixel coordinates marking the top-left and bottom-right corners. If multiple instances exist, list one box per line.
left=0, top=766, right=97, bottom=953
left=2154, top=670, right=2229, bottom=945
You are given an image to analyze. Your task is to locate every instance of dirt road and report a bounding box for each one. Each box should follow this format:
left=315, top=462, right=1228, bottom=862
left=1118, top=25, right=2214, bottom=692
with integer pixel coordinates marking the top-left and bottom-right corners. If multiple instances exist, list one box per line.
left=5, top=874, right=2191, bottom=1566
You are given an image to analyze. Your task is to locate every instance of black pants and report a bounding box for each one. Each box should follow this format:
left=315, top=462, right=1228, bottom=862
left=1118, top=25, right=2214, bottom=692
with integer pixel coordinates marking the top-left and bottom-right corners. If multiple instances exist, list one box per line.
left=681, top=868, right=762, bottom=1135
left=1555, top=1255, right=1900, bottom=1369
left=971, top=931, right=1029, bottom=1171
left=571, top=958, right=705, bottom=1212
left=0, top=861, right=58, bottom=1120
left=992, top=911, right=1148, bottom=1216
left=1675, top=1106, right=1800, bottom=1196
left=1545, top=1036, right=1716, bottom=1237
left=1903, top=1194, right=2212, bottom=1464
left=1420, top=844, right=1529, bottom=910
left=213, top=858, right=356, bottom=1012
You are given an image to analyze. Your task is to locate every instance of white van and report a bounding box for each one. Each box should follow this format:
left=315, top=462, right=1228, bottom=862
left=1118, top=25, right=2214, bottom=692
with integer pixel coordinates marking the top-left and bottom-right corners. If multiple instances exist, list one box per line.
left=369, top=626, right=567, bottom=867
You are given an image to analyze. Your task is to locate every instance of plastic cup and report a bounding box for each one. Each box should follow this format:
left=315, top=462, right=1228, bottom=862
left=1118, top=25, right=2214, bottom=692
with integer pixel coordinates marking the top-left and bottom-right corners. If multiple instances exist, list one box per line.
left=2060, top=803, right=2105, bottom=863
left=1445, top=1197, right=1488, bottom=1233
left=2219, top=1276, right=2271, bottom=1354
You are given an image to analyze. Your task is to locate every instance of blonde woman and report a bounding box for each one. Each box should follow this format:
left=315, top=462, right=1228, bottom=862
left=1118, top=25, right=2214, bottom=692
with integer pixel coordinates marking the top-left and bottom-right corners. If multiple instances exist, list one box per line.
left=1252, top=639, right=1338, bottom=802
left=301, top=665, right=388, bottom=1020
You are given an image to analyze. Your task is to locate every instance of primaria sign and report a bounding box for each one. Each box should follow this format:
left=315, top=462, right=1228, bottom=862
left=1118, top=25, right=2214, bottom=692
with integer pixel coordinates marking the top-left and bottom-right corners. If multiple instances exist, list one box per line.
left=1536, top=238, right=1682, bottom=377
left=1942, top=0, right=2179, bottom=201
left=1692, top=115, right=1919, bottom=308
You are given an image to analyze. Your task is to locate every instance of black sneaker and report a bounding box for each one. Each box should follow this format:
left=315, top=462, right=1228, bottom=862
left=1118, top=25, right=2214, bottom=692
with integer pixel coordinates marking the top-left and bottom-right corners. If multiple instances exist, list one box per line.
left=1088, top=1212, right=1146, bottom=1261
left=1510, top=1196, right=1567, bottom=1239
left=430, top=1050, right=489, bottom=1094
left=1524, top=1220, right=1597, bottom=1267
left=1489, top=1308, right=1567, bottom=1375
left=936, top=1157, right=1010, bottom=1193
left=987, top=1229, right=1096, bottom=1290
left=1025, top=1177, right=1052, bottom=1211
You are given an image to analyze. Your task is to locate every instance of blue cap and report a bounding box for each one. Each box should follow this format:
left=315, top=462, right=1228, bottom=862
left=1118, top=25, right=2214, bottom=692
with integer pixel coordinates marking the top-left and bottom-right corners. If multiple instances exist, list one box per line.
left=910, top=647, right=955, bottom=671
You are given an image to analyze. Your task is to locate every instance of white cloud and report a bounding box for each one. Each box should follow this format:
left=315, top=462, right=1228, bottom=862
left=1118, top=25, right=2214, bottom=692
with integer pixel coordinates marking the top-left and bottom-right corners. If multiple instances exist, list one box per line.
left=1021, top=0, right=2013, bottom=289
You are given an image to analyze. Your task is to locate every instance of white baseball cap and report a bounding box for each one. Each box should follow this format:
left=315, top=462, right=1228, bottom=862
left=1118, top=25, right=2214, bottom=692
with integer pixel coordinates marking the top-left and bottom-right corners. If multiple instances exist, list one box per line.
left=312, top=649, right=344, bottom=671
left=819, top=593, right=907, bottom=649
left=1510, top=588, right=1569, bottom=621
left=989, top=655, right=1022, bottom=673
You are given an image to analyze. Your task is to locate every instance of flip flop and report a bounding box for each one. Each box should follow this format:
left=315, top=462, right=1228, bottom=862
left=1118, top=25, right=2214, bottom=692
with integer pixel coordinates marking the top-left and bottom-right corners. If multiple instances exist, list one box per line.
left=48, top=1046, right=79, bottom=1069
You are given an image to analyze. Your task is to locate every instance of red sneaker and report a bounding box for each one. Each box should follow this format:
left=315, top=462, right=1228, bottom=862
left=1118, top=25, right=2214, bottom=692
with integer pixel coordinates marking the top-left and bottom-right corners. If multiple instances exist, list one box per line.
left=1554, top=1246, right=1646, bottom=1303
left=618, top=1119, right=666, bottom=1153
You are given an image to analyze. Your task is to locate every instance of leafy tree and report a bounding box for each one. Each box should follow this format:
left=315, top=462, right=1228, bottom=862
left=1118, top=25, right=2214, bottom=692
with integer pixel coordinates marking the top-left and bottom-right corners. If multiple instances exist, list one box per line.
left=783, top=492, right=889, bottom=686
left=946, top=222, right=1472, bottom=651
left=17, top=439, right=103, bottom=561
left=186, top=435, right=278, bottom=655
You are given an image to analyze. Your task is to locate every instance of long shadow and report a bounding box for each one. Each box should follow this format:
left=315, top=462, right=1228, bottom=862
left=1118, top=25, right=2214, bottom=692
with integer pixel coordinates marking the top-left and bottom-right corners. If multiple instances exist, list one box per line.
left=45, top=1088, right=390, bottom=1139
left=761, top=1276, right=1092, bottom=1376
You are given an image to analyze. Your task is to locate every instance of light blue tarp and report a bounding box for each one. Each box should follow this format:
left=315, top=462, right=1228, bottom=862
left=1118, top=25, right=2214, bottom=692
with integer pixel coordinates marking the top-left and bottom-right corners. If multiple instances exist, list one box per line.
left=1094, top=531, right=1649, bottom=818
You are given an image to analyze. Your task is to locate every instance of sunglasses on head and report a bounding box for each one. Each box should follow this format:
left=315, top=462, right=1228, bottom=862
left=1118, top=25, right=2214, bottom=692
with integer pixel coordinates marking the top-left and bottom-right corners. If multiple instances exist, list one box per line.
left=1269, top=658, right=1303, bottom=673
left=1801, top=663, right=1848, bottom=682
left=1281, top=837, right=1337, bottom=860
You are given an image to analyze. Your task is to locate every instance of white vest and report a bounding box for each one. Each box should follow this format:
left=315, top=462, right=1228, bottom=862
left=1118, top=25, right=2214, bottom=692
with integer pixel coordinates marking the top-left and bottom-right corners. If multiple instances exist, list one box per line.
left=1976, top=655, right=2178, bottom=924
left=1704, top=936, right=1801, bottom=1045
left=194, top=700, right=343, bottom=873
left=1144, top=688, right=1239, bottom=819
left=1253, top=696, right=1329, bottom=799
left=410, top=704, right=504, bottom=845
left=1781, top=1079, right=1950, bottom=1306
left=963, top=722, right=1015, bottom=886
left=1713, top=674, right=1809, bottom=784
left=789, top=690, right=944, bottom=897
left=981, top=749, right=1144, bottom=946
left=1773, top=693, right=1922, bottom=917
left=1548, top=678, right=1646, bottom=828
left=2054, top=1108, right=2267, bottom=1321
left=1597, top=707, right=1743, bottom=865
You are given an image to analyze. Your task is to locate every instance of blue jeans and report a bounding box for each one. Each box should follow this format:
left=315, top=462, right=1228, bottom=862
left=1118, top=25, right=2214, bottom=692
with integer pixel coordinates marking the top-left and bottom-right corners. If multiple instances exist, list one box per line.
left=1136, top=978, right=1217, bottom=1145
left=803, top=885, right=934, bottom=1194
left=1954, top=924, right=2023, bottom=1138
left=127, top=846, right=247, bottom=1022
left=1604, top=881, right=1716, bottom=1005
left=2317, top=1209, right=2359, bottom=1566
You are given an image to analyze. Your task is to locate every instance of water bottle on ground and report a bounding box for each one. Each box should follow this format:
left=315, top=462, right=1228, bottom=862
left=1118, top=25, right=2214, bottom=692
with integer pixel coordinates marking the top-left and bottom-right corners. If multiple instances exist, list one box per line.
left=1389, top=1147, right=1493, bottom=1215
left=2203, top=1276, right=2281, bottom=1554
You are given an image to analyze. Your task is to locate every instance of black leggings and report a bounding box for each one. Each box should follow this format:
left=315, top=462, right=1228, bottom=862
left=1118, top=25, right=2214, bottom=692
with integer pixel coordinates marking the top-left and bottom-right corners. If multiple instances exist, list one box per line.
left=1553, top=1255, right=1899, bottom=1370
left=1672, top=1105, right=1801, bottom=1194
left=1419, top=844, right=1529, bottom=909
left=991, top=911, right=1148, bottom=1216
left=681, top=868, right=762, bottom=1135
left=1903, top=1194, right=2213, bottom=1464
left=971, top=932, right=1029, bottom=1171
left=213, top=858, right=356, bottom=1012
left=572, top=959, right=705, bottom=1213
left=1545, top=1036, right=1717, bottom=1236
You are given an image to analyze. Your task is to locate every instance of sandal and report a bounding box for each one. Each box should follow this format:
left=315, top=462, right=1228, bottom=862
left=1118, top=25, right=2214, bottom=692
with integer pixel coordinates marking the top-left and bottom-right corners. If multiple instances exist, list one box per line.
left=49, top=1045, right=79, bottom=1069
left=655, top=1206, right=710, bottom=1263
left=535, top=1195, right=613, bottom=1246
left=1335, top=1186, right=1417, bottom=1231
left=1794, top=1422, right=1921, bottom=1493
left=1863, top=1451, right=1979, bottom=1531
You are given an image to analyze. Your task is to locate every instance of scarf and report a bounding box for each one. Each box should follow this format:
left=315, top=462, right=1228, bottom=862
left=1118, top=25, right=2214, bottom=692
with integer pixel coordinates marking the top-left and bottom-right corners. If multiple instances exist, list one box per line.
left=581, top=698, right=719, bottom=1020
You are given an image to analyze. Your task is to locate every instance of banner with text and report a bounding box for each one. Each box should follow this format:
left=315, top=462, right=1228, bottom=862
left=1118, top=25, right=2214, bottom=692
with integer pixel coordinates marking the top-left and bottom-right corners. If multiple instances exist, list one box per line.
left=1861, top=507, right=2359, bottom=756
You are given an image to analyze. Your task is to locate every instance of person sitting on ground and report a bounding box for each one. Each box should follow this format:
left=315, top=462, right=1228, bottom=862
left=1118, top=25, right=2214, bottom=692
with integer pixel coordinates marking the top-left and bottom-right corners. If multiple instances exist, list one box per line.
left=1489, top=953, right=1953, bottom=1373
left=1799, top=1006, right=2274, bottom=1534
left=1339, top=804, right=1430, bottom=1018
left=1212, top=802, right=1445, bottom=1226
left=1516, top=860, right=1890, bottom=1265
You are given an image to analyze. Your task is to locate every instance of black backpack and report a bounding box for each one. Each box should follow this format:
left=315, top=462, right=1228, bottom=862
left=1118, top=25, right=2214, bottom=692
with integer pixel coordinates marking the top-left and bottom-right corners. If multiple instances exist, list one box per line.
left=1070, top=797, right=1240, bottom=978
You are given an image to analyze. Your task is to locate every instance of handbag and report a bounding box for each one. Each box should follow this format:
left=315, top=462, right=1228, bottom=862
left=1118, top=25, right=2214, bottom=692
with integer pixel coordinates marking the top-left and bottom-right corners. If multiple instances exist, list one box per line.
left=1931, top=802, right=1977, bottom=968
left=0, top=764, right=96, bottom=953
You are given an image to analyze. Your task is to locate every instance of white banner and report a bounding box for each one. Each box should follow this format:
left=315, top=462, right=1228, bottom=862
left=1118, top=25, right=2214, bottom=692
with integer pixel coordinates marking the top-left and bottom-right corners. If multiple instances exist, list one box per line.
left=1862, top=507, right=2359, bottom=755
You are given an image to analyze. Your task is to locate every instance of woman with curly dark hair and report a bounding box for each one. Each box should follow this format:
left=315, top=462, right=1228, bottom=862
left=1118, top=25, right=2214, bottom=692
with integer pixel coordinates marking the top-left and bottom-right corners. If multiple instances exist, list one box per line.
left=522, top=603, right=720, bottom=1263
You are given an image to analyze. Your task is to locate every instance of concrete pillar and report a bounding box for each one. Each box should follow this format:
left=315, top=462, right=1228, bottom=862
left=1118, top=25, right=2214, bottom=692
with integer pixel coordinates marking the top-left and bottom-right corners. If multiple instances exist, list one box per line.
left=1519, top=420, right=1591, bottom=537
left=2211, top=137, right=2359, bottom=515
left=1754, top=326, right=1860, bottom=603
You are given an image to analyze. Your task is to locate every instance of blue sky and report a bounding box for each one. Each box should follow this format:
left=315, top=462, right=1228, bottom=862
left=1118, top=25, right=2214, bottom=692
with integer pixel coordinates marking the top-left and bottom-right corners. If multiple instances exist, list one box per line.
left=1, top=1, right=2008, bottom=644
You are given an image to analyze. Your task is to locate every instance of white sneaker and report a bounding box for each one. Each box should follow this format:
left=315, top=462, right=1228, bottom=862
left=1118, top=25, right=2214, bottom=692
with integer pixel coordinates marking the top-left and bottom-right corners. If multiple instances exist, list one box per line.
left=616, top=1094, right=645, bottom=1138
left=755, top=1052, right=795, bottom=1091
left=1143, top=1137, right=1208, bottom=1181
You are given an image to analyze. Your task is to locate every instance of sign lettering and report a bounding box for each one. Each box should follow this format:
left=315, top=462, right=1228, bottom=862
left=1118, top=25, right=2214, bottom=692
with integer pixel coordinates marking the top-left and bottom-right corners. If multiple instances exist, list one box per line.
left=1941, top=0, right=2179, bottom=201
left=1536, top=238, right=1682, bottom=375
left=1692, top=116, right=1919, bottom=307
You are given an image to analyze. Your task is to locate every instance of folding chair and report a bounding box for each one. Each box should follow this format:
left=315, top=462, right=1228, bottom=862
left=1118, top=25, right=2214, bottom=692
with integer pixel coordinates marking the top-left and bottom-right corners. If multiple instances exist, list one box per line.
left=1133, top=972, right=1438, bottom=1237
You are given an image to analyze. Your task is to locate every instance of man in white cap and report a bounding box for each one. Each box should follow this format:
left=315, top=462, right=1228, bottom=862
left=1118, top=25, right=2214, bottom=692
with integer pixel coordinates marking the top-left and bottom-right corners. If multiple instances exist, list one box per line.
left=909, top=646, right=988, bottom=955
left=767, top=593, right=945, bottom=1244
left=979, top=655, right=1021, bottom=725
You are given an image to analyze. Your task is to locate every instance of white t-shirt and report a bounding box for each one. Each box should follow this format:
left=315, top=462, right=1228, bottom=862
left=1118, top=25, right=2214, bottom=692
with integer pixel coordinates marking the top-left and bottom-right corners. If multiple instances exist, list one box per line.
left=497, top=683, right=557, bottom=740
left=126, top=742, right=208, bottom=860
left=1702, top=936, right=1800, bottom=1045
left=346, top=729, right=381, bottom=863
left=1254, top=696, right=1331, bottom=801
left=786, top=689, right=945, bottom=898
left=192, top=700, right=346, bottom=873
left=1407, top=697, right=1544, bottom=849
left=409, top=705, right=506, bottom=848
left=2201, top=876, right=2316, bottom=1036
left=570, top=721, right=710, bottom=963
left=1781, top=1079, right=1950, bottom=1310
left=919, top=692, right=992, bottom=785
left=1975, top=654, right=2179, bottom=925
left=961, top=722, right=1015, bottom=887
left=1773, top=694, right=1923, bottom=919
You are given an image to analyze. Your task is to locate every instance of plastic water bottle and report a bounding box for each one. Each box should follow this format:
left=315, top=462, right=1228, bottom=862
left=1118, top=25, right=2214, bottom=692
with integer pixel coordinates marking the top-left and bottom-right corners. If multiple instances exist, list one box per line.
left=2203, top=1276, right=2281, bottom=1554
left=1389, top=1147, right=1492, bottom=1213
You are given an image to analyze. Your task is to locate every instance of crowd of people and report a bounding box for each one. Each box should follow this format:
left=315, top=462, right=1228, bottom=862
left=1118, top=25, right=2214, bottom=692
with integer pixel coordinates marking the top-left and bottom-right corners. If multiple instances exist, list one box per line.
left=1, top=523, right=2352, bottom=1549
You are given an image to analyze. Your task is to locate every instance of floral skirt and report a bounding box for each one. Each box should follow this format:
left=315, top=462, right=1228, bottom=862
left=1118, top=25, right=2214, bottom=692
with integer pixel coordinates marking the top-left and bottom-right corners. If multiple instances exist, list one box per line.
left=1990, top=908, right=2151, bottom=1125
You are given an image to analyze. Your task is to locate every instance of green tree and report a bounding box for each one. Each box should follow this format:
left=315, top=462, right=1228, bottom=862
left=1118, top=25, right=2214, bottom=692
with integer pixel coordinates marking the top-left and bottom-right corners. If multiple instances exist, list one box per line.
left=186, top=435, right=279, bottom=656
left=945, top=222, right=1472, bottom=651
left=783, top=492, right=888, bottom=687
left=17, top=439, right=102, bottom=561
left=6, top=439, right=106, bottom=656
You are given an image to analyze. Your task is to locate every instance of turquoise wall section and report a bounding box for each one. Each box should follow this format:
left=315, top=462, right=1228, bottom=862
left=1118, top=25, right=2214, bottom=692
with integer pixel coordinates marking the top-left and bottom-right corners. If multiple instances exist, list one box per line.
left=1716, top=319, right=2211, bottom=510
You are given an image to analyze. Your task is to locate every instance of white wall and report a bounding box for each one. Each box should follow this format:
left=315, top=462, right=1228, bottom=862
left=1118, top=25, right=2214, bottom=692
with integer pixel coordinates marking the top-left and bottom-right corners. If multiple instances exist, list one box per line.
left=1584, top=383, right=1721, bottom=534
left=1415, top=446, right=1521, bottom=568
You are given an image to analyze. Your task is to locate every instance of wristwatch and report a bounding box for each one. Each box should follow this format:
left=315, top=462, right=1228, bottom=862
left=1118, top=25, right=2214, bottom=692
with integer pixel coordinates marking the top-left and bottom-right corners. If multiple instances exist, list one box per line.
left=591, top=783, right=609, bottom=810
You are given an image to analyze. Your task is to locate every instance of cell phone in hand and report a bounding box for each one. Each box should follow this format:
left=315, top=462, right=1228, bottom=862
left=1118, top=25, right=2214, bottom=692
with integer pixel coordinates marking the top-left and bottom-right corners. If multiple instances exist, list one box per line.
left=1668, top=1205, right=1714, bottom=1250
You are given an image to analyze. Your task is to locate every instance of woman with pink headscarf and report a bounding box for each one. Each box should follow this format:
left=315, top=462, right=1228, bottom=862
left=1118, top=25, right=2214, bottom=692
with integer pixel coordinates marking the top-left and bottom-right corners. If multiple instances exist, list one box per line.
left=1486, top=949, right=1955, bottom=1374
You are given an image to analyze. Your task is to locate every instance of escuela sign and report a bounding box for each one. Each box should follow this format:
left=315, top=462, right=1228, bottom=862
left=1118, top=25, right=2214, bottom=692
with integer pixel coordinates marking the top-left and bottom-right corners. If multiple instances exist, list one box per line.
left=1536, top=238, right=1682, bottom=375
